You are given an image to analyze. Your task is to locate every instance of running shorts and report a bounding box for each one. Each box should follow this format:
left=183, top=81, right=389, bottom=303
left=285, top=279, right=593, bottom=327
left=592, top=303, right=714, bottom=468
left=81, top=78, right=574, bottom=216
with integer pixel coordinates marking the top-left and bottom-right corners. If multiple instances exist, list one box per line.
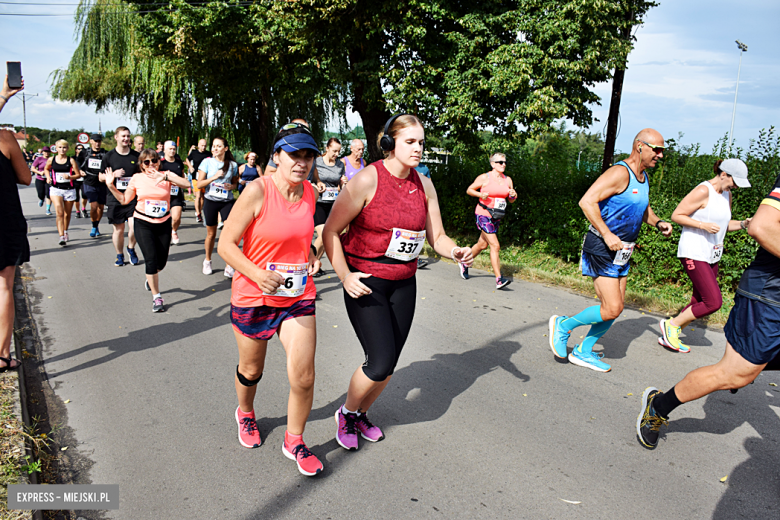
left=106, top=202, right=135, bottom=225
left=314, top=202, right=332, bottom=227
left=580, top=250, right=630, bottom=279
left=475, top=214, right=500, bottom=234
left=83, top=184, right=107, bottom=205
left=49, top=187, right=77, bottom=201
left=231, top=299, right=316, bottom=340
left=203, top=198, right=234, bottom=227
left=724, top=294, right=780, bottom=365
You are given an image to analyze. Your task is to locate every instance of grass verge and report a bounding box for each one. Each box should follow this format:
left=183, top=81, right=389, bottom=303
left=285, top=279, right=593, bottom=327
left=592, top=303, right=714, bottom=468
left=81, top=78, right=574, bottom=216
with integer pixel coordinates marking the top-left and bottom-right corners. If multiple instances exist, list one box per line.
left=425, top=238, right=731, bottom=327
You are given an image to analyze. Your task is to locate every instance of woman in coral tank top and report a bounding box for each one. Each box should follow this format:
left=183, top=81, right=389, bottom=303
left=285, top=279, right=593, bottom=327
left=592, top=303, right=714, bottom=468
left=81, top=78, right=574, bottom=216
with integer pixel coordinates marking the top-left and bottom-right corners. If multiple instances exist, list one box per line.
left=323, top=114, right=474, bottom=452
left=217, top=124, right=323, bottom=477
left=461, top=152, right=517, bottom=289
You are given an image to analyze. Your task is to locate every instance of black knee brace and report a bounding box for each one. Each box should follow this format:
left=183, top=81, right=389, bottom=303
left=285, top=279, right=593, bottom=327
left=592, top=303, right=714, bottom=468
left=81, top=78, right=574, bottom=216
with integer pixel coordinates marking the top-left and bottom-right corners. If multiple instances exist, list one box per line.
left=236, top=365, right=262, bottom=387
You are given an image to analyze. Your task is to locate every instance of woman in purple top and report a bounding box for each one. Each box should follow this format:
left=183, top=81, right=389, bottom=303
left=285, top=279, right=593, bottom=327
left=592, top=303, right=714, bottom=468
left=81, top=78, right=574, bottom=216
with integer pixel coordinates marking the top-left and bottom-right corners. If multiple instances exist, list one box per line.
left=31, top=146, right=51, bottom=211
left=340, top=139, right=366, bottom=183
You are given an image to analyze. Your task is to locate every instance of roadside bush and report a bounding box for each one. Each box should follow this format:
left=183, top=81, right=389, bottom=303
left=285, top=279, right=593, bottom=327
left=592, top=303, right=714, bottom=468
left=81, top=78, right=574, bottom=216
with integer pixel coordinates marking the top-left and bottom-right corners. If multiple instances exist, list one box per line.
left=431, top=126, right=779, bottom=293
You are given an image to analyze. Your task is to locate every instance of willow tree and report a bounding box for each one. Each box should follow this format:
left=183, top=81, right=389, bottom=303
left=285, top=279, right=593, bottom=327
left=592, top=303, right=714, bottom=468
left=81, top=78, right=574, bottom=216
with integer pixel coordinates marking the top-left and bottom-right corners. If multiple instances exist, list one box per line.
left=277, top=0, right=656, bottom=160
left=53, top=0, right=332, bottom=159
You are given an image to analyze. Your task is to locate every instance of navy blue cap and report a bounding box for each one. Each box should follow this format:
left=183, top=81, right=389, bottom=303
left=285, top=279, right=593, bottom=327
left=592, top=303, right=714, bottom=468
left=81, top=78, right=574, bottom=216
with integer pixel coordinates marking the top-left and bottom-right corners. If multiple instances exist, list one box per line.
left=274, top=133, right=320, bottom=155
left=90, top=133, right=103, bottom=140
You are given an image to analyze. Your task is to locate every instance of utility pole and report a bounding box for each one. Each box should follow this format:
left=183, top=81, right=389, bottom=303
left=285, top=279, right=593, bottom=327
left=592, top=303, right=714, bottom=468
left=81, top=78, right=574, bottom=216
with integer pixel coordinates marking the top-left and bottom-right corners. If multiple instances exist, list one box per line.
left=728, top=40, right=748, bottom=153
left=21, top=93, right=38, bottom=149
left=601, top=15, right=632, bottom=173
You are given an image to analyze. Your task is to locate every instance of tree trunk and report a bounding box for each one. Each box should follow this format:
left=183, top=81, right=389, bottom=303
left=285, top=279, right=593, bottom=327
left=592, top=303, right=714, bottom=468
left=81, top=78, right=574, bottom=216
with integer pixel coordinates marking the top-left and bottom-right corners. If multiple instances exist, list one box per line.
left=353, top=81, right=390, bottom=163
left=348, top=42, right=390, bottom=163
left=248, top=88, right=271, bottom=165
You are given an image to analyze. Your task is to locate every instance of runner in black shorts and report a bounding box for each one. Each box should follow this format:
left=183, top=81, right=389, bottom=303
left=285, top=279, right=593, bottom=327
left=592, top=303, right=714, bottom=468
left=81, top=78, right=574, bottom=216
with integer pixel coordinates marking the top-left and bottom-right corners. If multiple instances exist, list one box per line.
left=160, top=140, right=186, bottom=245
left=72, top=144, right=88, bottom=218
left=79, top=133, right=108, bottom=237
left=197, top=137, right=237, bottom=277
left=312, top=138, right=344, bottom=276
left=100, top=126, right=139, bottom=267
left=637, top=173, right=780, bottom=450
left=186, top=138, right=210, bottom=223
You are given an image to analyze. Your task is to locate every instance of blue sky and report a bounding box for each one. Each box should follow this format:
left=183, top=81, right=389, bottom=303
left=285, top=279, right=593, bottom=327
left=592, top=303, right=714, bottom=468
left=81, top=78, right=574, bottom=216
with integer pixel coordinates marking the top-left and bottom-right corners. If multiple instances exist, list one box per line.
left=1, top=1, right=778, bottom=153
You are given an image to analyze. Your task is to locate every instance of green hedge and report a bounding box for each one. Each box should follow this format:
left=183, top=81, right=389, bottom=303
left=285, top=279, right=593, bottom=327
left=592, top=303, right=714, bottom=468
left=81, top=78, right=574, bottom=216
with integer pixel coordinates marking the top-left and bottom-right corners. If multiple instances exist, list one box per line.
left=431, top=127, right=780, bottom=294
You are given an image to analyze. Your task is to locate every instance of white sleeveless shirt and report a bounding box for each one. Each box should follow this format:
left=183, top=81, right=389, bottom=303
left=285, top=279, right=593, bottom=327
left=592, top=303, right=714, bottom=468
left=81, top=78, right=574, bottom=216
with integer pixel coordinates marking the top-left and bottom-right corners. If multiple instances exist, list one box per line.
left=677, top=181, right=731, bottom=263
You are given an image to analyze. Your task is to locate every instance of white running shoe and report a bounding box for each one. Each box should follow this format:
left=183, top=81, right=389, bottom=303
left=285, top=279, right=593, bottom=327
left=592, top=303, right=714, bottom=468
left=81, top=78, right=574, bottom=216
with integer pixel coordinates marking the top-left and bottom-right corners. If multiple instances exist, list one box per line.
left=171, top=231, right=180, bottom=245
left=202, top=259, right=213, bottom=275
left=224, top=265, right=235, bottom=278
left=217, top=221, right=224, bottom=230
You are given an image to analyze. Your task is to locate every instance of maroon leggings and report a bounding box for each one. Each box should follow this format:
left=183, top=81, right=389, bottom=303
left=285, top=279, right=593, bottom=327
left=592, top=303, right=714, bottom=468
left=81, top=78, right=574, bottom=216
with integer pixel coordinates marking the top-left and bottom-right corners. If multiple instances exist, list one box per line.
left=681, top=258, right=722, bottom=318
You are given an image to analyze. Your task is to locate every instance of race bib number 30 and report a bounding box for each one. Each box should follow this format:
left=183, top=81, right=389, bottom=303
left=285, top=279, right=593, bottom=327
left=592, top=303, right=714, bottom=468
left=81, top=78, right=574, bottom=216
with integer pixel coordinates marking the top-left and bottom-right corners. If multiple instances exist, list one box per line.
left=385, top=228, right=426, bottom=262
left=265, top=262, right=308, bottom=297
left=117, top=177, right=132, bottom=190
left=144, top=200, right=168, bottom=217
left=711, top=243, right=723, bottom=263
left=613, top=242, right=636, bottom=266
left=88, top=158, right=102, bottom=170
left=493, top=198, right=507, bottom=211
left=209, top=182, right=229, bottom=200
left=321, top=187, right=339, bottom=202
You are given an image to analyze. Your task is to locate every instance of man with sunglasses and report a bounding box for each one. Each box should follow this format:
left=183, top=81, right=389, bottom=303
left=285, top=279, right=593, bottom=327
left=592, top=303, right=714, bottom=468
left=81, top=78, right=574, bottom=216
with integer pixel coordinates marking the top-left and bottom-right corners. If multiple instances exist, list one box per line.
left=79, top=133, right=109, bottom=236
left=549, top=128, right=672, bottom=372
left=99, top=126, right=140, bottom=267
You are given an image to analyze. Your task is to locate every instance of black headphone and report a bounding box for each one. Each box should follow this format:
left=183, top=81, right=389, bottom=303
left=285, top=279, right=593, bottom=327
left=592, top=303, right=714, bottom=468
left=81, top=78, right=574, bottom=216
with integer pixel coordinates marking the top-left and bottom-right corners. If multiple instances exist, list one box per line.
left=379, top=114, right=403, bottom=152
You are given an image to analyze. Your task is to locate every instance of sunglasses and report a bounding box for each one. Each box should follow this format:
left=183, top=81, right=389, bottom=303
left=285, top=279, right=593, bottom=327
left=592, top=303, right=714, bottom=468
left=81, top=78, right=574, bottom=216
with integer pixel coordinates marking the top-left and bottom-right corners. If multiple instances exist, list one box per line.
left=142, top=158, right=160, bottom=166
left=492, top=161, right=506, bottom=165
left=281, top=122, right=312, bottom=134
left=638, top=140, right=665, bottom=154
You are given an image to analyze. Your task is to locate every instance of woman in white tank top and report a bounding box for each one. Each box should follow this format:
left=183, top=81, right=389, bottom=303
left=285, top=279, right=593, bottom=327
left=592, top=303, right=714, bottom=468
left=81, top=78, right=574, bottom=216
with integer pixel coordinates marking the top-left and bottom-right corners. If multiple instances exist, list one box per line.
left=658, top=159, right=751, bottom=353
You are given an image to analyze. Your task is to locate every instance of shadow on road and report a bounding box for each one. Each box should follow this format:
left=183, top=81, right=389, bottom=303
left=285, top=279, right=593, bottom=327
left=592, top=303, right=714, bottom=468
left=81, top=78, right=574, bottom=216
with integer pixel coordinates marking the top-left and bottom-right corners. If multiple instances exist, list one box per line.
left=245, top=325, right=535, bottom=520
left=669, top=387, right=780, bottom=518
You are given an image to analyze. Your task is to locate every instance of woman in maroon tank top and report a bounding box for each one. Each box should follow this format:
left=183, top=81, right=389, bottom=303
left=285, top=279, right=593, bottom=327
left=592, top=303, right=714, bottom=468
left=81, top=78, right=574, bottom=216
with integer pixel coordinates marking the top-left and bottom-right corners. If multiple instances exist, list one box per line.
left=323, top=114, right=474, bottom=451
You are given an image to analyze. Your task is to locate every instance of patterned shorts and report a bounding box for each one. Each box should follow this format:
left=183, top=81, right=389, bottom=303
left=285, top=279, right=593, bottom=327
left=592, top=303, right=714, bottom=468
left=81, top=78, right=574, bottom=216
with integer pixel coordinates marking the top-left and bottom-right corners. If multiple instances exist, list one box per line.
left=476, top=214, right=500, bottom=234
left=231, top=299, right=315, bottom=340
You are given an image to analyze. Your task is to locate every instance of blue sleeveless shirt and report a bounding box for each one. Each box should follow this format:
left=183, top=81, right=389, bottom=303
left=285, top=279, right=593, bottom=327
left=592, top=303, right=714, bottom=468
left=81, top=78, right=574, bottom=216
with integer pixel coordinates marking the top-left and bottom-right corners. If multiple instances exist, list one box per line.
left=582, top=161, right=650, bottom=258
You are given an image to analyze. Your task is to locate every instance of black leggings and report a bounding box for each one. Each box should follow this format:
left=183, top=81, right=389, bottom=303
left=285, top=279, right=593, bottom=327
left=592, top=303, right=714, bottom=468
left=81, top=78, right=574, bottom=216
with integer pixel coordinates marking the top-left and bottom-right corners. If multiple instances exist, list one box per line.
left=133, top=218, right=172, bottom=275
left=343, top=268, right=416, bottom=381
left=35, top=178, right=49, bottom=202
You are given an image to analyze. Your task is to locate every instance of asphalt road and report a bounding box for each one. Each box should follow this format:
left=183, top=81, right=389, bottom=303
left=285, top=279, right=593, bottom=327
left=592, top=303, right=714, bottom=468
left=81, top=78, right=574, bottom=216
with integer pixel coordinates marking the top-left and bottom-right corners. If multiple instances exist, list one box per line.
left=15, top=184, right=780, bottom=519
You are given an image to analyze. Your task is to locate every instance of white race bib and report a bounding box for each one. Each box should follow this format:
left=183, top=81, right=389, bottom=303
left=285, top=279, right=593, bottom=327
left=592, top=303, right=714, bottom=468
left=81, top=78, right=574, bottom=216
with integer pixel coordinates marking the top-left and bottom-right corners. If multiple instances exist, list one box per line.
left=265, top=262, right=308, bottom=297
left=55, top=172, right=69, bottom=184
left=209, top=182, right=229, bottom=200
left=321, top=187, right=339, bottom=202
left=493, top=198, right=507, bottom=211
left=170, top=185, right=179, bottom=196
left=144, top=200, right=168, bottom=217
left=711, top=243, right=723, bottom=263
left=117, top=177, right=132, bottom=190
left=612, top=242, right=636, bottom=266
left=87, top=158, right=101, bottom=170
left=385, top=228, right=426, bottom=262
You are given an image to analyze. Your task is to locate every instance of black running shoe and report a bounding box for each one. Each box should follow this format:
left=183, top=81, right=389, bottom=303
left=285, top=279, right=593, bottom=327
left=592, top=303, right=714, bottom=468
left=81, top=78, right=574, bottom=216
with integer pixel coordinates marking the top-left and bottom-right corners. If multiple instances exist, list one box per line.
left=417, top=257, right=428, bottom=269
left=312, top=268, right=325, bottom=278
left=636, top=387, right=668, bottom=450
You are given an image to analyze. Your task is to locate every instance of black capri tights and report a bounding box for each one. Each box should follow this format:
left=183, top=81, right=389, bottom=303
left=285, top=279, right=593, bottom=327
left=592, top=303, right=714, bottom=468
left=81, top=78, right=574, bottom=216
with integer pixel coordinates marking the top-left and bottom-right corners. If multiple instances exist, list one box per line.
left=343, top=269, right=416, bottom=382
left=133, top=217, right=172, bottom=275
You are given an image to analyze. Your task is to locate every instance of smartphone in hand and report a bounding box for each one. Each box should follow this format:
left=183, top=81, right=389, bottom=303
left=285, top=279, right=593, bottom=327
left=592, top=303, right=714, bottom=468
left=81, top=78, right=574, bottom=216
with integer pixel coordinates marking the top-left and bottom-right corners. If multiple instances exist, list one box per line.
left=7, top=62, right=22, bottom=89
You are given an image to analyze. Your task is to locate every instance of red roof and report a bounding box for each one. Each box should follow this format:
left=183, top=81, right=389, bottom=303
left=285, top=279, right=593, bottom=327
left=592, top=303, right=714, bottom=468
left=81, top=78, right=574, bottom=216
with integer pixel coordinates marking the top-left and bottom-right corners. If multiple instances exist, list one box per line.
left=12, top=131, right=40, bottom=142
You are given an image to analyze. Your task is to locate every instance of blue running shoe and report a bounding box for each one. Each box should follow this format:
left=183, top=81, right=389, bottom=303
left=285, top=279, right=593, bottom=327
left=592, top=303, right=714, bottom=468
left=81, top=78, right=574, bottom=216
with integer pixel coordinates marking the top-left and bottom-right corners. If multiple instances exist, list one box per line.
left=568, top=346, right=611, bottom=372
left=127, top=247, right=139, bottom=265
left=38, top=200, right=43, bottom=207
left=115, top=254, right=125, bottom=267
left=548, top=315, right=570, bottom=359
left=94, top=228, right=101, bottom=237
left=89, top=227, right=97, bottom=238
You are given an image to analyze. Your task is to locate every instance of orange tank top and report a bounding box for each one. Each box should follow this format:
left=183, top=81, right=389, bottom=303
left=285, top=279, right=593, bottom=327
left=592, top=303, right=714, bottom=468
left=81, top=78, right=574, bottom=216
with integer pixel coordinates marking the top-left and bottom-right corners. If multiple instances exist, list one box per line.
left=231, top=176, right=317, bottom=308
left=475, top=171, right=510, bottom=217
left=126, top=174, right=172, bottom=224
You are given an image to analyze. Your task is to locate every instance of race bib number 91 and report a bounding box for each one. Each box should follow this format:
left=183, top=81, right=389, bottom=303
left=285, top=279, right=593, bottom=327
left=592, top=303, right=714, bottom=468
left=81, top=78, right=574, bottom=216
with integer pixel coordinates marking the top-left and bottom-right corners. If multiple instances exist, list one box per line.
left=209, top=182, right=229, bottom=200
left=612, top=242, right=636, bottom=266
left=265, top=262, right=308, bottom=297
left=385, top=228, right=426, bottom=262
left=170, top=185, right=179, bottom=196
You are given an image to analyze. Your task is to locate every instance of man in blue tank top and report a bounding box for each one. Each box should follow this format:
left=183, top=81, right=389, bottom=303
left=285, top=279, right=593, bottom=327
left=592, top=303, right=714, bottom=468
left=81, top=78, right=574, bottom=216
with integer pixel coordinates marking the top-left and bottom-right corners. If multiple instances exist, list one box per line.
left=548, top=128, right=673, bottom=372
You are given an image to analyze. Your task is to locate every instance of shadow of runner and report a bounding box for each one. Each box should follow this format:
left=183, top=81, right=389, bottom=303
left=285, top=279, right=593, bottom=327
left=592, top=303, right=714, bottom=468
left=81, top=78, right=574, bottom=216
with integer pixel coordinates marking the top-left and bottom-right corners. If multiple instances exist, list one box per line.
left=245, top=326, right=535, bottom=520
left=668, top=386, right=780, bottom=518
left=44, top=304, right=231, bottom=378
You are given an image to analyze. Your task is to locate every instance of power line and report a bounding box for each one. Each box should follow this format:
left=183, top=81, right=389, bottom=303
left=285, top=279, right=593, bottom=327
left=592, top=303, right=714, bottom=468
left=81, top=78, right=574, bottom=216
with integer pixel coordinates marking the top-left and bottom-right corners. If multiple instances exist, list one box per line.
left=0, top=1, right=258, bottom=15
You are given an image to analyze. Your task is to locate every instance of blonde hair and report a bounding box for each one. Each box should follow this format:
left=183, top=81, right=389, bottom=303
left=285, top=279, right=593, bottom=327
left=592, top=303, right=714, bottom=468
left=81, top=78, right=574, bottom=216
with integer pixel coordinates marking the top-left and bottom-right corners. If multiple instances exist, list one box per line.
left=489, top=153, right=506, bottom=162
left=55, top=139, right=69, bottom=151
left=376, top=114, right=423, bottom=154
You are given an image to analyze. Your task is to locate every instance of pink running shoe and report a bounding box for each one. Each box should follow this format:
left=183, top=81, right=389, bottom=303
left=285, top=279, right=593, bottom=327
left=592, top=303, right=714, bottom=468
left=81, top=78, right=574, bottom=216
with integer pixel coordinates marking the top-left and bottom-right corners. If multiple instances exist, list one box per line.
left=356, top=413, right=384, bottom=442
left=235, top=407, right=262, bottom=448
left=282, top=439, right=323, bottom=476
left=335, top=408, right=359, bottom=451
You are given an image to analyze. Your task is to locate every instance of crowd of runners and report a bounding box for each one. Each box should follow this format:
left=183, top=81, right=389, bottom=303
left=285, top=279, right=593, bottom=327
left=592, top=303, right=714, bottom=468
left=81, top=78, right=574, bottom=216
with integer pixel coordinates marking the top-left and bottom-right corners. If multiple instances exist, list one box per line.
left=1, top=75, right=779, bottom=479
